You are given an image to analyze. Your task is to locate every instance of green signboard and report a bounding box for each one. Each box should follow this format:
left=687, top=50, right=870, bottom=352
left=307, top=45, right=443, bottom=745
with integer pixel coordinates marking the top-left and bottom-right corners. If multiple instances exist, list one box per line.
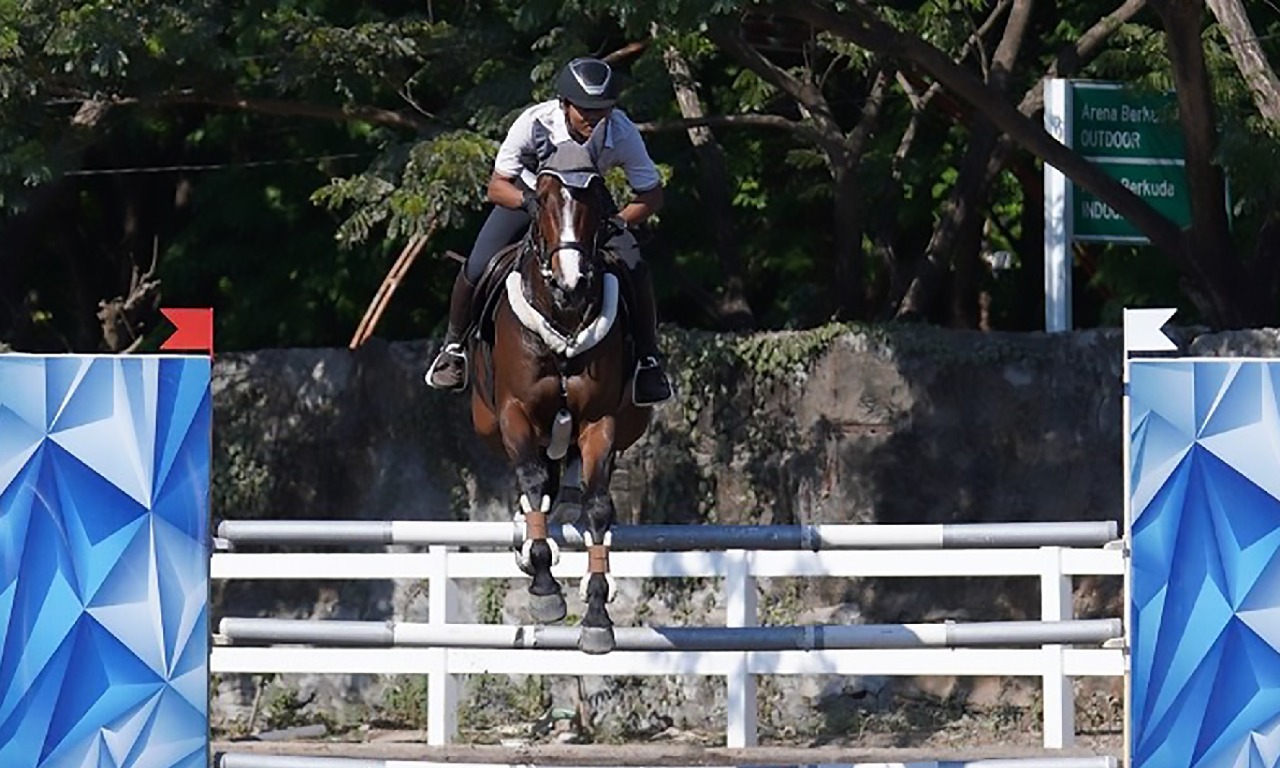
left=1068, top=82, right=1191, bottom=241
left=1070, top=85, right=1184, bottom=161
left=1072, top=160, right=1191, bottom=241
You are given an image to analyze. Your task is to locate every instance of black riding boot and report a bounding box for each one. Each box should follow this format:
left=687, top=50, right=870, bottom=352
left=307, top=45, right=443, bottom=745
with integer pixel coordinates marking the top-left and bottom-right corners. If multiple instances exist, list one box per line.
left=628, top=261, right=673, bottom=406
left=425, top=271, right=476, bottom=391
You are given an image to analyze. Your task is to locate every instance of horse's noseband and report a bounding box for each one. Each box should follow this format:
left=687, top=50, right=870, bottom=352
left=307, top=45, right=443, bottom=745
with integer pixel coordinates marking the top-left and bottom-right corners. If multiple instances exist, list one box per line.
left=542, top=240, right=595, bottom=270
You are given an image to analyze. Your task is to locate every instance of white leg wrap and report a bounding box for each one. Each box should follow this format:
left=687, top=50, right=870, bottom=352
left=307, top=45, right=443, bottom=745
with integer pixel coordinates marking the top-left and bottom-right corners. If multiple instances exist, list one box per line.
left=514, top=498, right=532, bottom=574
left=514, top=494, right=558, bottom=573
left=514, top=522, right=534, bottom=575
left=515, top=543, right=534, bottom=575
left=521, top=535, right=560, bottom=569
left=517, top=493, right=552, bottom=516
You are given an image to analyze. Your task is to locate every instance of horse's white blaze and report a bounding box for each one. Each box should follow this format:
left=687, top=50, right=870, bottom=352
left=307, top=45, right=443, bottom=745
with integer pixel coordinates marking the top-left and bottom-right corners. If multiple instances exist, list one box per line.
left=556, top=187, right=581, bottom=290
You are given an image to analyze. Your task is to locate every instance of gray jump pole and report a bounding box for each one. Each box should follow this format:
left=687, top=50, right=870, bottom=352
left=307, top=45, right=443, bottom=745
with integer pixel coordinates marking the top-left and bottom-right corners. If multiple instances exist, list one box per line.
left=215, top=520, right=1118, bottom=550
left=214, top=754, right=1120, bottom=768
left=217, top=617, right=1122, bottom=650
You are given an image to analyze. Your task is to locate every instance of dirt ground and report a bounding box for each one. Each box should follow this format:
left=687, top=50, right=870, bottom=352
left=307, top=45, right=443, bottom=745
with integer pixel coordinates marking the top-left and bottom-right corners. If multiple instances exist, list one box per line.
left=213, top=702, right=1125, bottom=765
left=212, top=739, right=1122, bottom=766
left=213, top=676, right=1125, bottom=764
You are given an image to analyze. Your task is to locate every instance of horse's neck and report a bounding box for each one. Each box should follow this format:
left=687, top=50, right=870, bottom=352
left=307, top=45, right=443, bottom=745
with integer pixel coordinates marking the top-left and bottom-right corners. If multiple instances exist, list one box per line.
left=519, top=258, right=596, bottom=334
left=505, top=254, right=620, bottom=361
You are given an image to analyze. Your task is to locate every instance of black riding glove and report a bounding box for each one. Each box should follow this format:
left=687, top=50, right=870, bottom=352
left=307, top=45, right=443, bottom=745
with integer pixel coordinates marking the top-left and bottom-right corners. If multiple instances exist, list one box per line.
left=519, top=190, right=539, bottom=218
left=606, top=214, right=628, bottom=236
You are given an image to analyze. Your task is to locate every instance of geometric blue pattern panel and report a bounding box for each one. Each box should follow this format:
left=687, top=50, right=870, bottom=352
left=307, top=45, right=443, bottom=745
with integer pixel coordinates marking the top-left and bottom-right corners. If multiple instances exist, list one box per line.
left=0, top=355, right=210, bottom=768
left=1130, top=359, right=1280, bottom=768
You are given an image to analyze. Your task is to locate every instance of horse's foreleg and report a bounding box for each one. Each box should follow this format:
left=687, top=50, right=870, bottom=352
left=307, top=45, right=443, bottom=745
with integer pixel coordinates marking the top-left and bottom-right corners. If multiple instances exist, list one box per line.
left=503, top=406, right=566, bottom=625
left=576, top=416, right=617, bottom=654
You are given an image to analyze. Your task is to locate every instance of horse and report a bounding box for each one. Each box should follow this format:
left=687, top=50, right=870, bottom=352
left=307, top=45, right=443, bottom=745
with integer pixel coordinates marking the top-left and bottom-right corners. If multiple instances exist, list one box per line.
left=468, top=144, right=651, bottom=654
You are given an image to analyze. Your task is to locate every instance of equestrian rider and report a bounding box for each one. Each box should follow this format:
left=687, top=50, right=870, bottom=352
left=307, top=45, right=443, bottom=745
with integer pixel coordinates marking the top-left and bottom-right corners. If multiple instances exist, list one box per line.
left=425, top=56, right=673, bottom=406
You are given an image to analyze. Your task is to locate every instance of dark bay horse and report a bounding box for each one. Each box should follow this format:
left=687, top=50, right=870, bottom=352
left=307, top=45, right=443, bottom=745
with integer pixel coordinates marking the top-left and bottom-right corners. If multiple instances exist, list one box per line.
left=470, top=145, right=651, bottom=654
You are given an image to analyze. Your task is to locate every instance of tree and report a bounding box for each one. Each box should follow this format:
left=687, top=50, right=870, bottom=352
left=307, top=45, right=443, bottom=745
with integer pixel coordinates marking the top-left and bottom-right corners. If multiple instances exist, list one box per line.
left=765, top=0, right=1280, bottom=327
left=1207, top=0, right=1280, bottom=123
left=657, top=31, right=756, bottom=329
left=5, top=0, right=1280, bottom=350
left=0, top=0, right=497, bottom=350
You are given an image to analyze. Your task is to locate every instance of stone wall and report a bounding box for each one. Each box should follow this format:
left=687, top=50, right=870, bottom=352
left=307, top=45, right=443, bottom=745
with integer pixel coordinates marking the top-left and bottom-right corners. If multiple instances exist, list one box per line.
left=208, top=324, right=1280, bottom=741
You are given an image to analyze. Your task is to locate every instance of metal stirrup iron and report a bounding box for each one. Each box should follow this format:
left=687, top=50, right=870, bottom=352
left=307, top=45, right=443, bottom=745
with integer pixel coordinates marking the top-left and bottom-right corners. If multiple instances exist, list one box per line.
left=426, top=343, right=469, bottom=389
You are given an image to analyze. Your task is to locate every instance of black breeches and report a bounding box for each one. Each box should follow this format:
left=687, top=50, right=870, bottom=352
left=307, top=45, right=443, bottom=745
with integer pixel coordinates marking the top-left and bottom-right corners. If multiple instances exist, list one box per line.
left=465, top=206, right=531, bottom=284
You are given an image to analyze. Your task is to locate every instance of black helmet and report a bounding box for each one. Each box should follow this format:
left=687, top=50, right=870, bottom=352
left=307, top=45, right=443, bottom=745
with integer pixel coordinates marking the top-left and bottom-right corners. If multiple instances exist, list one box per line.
left=555, top=57, right=619, bottom=109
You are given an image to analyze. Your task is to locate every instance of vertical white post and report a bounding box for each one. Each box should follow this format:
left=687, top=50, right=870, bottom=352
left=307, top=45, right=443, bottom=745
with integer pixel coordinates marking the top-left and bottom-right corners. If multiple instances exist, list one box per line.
left=427, top=544, right=460, bottom=745
left=1121, top=325, right=1135, bottom=768
left=1040, top=546, right=1075, bottom=748
left=725, top=549, right=758, bottom=748
left=1044, top=77, right=1073, bottom=332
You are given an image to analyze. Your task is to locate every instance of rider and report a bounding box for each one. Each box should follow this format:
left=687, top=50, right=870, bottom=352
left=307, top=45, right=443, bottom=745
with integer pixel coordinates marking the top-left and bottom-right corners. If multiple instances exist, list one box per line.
left=425, top=56, right=673, bottom=406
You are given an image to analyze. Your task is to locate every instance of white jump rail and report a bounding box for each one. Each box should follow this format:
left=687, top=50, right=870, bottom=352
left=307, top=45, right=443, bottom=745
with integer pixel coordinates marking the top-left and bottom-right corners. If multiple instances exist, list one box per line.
left=210, top=521, right=1127, bottom=751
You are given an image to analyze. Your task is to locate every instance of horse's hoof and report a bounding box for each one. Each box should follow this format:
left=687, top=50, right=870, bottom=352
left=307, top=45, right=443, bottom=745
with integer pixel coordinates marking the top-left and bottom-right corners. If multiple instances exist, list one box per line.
left=578, top=625, right=615, bottom=655
left=529, top=591, right=567, bottom=624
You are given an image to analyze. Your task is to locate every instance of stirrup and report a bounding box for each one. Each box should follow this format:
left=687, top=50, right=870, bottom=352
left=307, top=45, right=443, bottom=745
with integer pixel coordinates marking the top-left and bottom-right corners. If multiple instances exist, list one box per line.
left=425, top=342, right=469, bottom=390
left=632, top=356, right=672, bottom=407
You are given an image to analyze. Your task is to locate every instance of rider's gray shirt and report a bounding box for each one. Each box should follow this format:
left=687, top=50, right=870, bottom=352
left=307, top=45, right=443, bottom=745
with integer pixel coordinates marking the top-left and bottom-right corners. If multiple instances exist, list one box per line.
left=492, top=100, right=662, bottom=194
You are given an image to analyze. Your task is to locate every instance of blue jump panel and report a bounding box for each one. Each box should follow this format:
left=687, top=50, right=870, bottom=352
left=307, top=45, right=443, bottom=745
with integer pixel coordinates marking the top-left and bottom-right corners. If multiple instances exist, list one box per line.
left=0, top=355, right=210, bottom=768
left=1130, top=359, right=1280, bottom=768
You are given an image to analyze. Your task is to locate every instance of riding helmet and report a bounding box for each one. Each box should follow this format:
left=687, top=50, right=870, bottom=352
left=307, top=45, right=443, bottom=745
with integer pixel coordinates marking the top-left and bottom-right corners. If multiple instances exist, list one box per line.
left=555, top=57, right=619, bottom=109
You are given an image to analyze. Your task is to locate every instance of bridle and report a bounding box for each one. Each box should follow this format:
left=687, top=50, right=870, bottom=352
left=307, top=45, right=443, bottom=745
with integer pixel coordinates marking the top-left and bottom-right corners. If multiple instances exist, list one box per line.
left=528, top=172, right=609, bottom=283
left=502, top=166, right=624, bottom=361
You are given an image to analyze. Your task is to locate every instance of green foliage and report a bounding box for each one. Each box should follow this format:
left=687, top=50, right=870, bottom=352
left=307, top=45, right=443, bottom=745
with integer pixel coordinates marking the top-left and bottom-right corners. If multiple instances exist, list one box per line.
left=457, top=674, right=550, bottom=733
left=477, top=580, right=506, bottom=624
left=4, top=0, right=1280, bottom=352
left=377, top=676, right=429, bottom=729
left=262, top=685, right=333, bottom=731
left=1088, top=23, right=1171, bottom=86
left=313, top=130, right=497, bottom=244
left=1085, top=245, right=1196, bottom=327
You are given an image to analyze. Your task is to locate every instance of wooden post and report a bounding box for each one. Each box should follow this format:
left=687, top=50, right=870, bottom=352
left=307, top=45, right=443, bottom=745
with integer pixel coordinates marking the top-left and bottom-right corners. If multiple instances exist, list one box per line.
left=349, top=230, right=432, bottom=349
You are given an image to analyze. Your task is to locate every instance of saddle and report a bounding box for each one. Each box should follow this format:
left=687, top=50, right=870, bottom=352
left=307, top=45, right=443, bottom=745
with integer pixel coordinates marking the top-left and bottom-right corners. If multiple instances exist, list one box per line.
left=467, top=231, right=639, bottom=411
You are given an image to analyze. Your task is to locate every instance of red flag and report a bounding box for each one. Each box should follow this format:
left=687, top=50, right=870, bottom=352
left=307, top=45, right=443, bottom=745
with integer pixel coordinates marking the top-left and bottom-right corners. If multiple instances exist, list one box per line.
left=159, top=308, right=214, bottom=353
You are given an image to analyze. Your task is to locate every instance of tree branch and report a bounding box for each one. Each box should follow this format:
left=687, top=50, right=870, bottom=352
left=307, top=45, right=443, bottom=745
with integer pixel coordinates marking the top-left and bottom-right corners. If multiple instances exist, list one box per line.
left=844, top=66, right=890, bottom=157
left=634, top=113, right=826, bottom=145
left=659, top=34, right=755, bottom=329
left=604, top=41, right=649, bottom=64
left=53, top=89, right=438, bottom=133
left=707, top=19, right=807, bottom=102
left=706, top=18, right=847, bottom=160
left=1018, top=0, right=1149, bottom=115
left=172, top=93, right=436, bottom=132
left=1151, top=0, right=1246, bottom=325
left=763, top=0, right=1189, bottom=261
left=1206, top=0, right=1280, bottom=123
